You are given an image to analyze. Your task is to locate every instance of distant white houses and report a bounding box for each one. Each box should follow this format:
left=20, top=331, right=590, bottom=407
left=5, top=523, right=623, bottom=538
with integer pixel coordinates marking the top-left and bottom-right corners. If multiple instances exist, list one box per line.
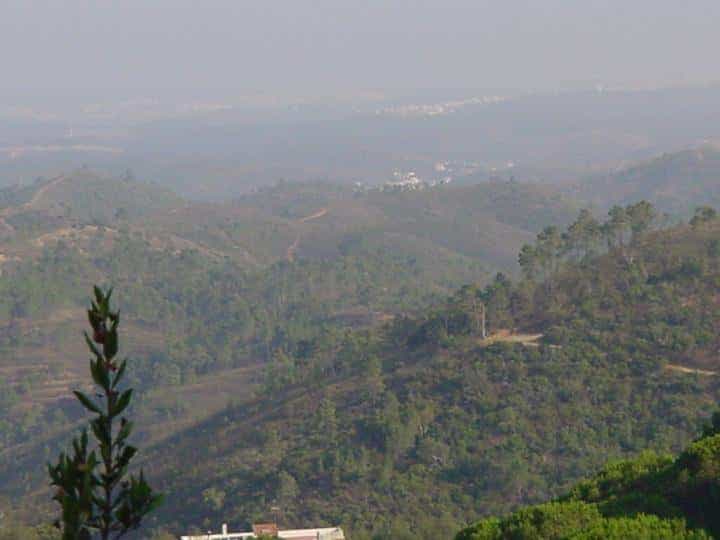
left=374, top=95, right=507, bottom=118
left=348, top=165, right=459, bottom=194
left=180, top=523, right=345, bottom=540
left=376, top=169, right=455, bottom=192
left=384, top=170, right=423, bottom=191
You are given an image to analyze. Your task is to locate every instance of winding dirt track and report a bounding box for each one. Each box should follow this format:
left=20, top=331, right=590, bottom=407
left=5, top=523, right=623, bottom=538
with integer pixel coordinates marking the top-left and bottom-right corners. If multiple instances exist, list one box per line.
left=666, top=364, right=717, bottom=376
left=0, top=175, right=67, bottom=233
left=24, top=175, right=67, bottom=209
left=286, top=208, right=328, bottom=262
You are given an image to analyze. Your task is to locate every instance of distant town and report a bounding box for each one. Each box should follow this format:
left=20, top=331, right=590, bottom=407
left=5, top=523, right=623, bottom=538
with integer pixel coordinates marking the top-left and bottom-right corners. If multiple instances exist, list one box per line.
left=374, top=95, right=507, bottom=118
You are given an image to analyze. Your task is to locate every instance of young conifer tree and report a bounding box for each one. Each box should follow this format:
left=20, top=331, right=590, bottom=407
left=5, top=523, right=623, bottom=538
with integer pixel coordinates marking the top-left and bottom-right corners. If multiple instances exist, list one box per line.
left=48, top=287, right=162, bottom=540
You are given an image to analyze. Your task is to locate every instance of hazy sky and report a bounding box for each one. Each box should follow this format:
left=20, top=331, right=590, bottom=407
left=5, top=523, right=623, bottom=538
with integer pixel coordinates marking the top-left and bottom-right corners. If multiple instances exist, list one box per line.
left=2, top=0, right=720, bottom=99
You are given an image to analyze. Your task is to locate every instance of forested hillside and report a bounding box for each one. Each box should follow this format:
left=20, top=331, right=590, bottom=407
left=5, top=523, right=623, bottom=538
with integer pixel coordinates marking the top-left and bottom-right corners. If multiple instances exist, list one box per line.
left=152, top=179, right=578, bottom=270
left=456, top=420, right=720, bottom=539
left=1, top=168, right=718, bottom=539
left=5, top=201, right=712, bottom=539
left=0, top=171, right=579, bottom=537
left=100, top=203, right=717, bottom=539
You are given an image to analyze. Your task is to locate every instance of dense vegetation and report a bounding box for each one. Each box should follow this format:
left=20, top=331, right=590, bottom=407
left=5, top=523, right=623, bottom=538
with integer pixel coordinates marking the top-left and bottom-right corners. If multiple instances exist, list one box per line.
left=456, top=418, right=720, bottom=539
left=111, top=203, right=719, bottom=538
left=0, top=173, right=570, bottom=532
left=1, top=169, right=719, bottom=539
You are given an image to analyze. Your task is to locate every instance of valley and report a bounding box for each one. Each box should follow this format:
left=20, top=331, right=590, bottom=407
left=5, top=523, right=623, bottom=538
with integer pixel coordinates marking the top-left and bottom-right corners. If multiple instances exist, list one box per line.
left=6, top=4, right=720, bottom=538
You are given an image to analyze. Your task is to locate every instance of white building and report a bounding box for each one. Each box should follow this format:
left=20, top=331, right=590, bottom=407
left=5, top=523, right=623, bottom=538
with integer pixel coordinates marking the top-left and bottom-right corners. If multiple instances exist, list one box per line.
left=180, top=523, right=345, bottom=540
left=383, top=171, right=424, bottom=191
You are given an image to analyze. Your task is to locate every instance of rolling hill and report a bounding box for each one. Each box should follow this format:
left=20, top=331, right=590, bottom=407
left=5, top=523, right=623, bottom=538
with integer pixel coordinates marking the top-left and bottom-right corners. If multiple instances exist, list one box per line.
left=0, top=170, right=582, bottom=536
left=2, top=166, right=718, bottom=539
left=5, top=201, right=719, bottom=539
left=130, top=208, right=720, bottom=539
left=217, top=179, right=579, bottom=269
left=574, top=146, right=720, bottom=216
left=0, top=169, right=182, bottom=220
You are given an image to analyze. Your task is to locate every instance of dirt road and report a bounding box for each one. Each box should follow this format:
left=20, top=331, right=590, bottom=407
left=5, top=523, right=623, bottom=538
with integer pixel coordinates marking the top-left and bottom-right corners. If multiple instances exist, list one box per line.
left=286, top=208, right=328, bottom=262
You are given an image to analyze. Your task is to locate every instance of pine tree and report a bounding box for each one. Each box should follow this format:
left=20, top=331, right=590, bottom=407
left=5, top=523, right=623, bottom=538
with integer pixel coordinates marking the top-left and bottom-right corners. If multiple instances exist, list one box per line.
left=48, top=287, right=162, bottom=540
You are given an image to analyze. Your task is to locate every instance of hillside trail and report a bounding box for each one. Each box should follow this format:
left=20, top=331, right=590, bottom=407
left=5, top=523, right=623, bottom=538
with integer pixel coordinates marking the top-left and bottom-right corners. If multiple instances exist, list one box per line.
left=0, top=175, right=66, bottom=233
left=286, top=208, right=328, bottom=262
left=297, top=208, right=328, bottom=223
left=479, top=330, right=545, bottom=347
left=23, top=174, right=67, bottom=209
left=666, top=364, right=717, bottom=376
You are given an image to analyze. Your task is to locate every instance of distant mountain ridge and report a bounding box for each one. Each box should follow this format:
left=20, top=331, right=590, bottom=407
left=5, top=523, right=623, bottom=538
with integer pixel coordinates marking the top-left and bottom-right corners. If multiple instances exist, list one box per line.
left=575, top=145, right=720, bottom=215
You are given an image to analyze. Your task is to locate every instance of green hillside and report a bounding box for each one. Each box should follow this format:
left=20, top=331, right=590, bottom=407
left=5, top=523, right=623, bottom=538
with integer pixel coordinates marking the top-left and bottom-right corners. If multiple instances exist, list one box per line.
left=456, top=424, right=720, bottom=539
left=0, top=169, right=182, bottom=225
left=224, top=179, right=579, bottom=269
left=20, top=201, right=711, bottom=540
left=1, top=169, right=718, bottom=539
left=0, top=173, right=581, bottom=536
left=104, top=203, right=718, bottom=539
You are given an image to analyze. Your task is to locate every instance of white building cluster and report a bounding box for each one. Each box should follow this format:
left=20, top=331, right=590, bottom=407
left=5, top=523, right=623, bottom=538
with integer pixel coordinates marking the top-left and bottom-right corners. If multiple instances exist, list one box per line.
left=380, top=169, right=452, bottom=192
left=375, top=95, right=506, bottom=118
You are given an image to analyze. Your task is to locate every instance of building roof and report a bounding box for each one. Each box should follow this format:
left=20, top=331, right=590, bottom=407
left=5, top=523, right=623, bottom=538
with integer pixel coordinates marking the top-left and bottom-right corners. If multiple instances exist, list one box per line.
left=253, top=524, right=279, bottom=536
left=180, top=525, right=344, bottom=540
